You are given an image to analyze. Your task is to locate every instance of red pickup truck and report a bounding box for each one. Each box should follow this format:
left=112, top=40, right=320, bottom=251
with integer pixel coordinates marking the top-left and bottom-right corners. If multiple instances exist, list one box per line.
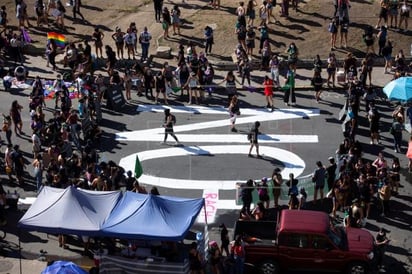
left=235, top=210, right=375, bottom=274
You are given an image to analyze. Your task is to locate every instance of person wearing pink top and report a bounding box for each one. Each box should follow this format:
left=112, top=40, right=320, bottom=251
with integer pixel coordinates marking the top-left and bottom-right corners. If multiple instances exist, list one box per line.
left=406, top=135, right=412, bottom=172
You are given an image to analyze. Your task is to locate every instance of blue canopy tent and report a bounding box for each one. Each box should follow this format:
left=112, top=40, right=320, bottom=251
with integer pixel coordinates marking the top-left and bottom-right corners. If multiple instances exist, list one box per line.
left=101, top=191, right=205, bottom=241
left=18, top=187, right=205, bottom=241
left=18, top=186, right=123, bottom=236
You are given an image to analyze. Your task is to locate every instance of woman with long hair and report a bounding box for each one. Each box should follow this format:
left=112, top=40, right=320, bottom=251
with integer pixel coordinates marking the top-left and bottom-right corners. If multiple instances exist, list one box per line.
left=10, top=100, right=23, bottom=135
left=228, top=95, right=240, bottom=132
left=263, top=75, right=274, bottom=110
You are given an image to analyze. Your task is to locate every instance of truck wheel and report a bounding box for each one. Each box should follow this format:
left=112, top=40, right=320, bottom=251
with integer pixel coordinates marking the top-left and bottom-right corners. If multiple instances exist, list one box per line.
left=346, top=262, right=367, bottom=274
left=259, top=260, right=280, bottom=274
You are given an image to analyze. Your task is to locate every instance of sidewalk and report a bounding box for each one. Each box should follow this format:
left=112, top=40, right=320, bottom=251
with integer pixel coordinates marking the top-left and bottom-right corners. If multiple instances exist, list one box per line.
left=0, top=257, right=46, bottom=274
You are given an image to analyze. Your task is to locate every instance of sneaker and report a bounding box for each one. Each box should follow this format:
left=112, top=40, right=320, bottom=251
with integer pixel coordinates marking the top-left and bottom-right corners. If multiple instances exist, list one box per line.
left=370, top=141, right=374, bottom=144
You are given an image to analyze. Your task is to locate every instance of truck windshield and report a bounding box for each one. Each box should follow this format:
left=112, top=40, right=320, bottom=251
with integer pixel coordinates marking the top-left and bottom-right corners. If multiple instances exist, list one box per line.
left=327, top=228, right=343, bottom=249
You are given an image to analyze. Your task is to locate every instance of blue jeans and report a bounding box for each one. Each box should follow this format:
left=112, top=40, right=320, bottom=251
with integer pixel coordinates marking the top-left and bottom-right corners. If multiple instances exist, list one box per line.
left=393, top=132, right=402, bottom=151
left=234, top=256, right=244, bottom=274
left=3, top=80, right=12, bottom=90
left=141, top=43, right=150, bottom=59
left=34, top=168, right=43, bottom=192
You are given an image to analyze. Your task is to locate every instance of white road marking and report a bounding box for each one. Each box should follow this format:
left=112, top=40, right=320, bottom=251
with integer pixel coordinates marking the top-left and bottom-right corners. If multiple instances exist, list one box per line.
left=118, top=145, right=305, bottom=190
left=116, top=108, right=320, bottom=140
left=137, top=105, right=305, bottom=115
left=118, top=105, right=319, bottom=223
left=116, top=134, right=318, bottom=143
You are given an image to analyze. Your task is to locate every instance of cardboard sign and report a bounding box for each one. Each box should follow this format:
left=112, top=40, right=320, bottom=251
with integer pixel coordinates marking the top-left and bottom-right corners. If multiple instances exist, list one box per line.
left=106, top=85, right=125, bottom=111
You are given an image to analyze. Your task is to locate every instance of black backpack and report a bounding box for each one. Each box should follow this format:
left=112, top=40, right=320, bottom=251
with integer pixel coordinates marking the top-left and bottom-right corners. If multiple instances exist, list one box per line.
left=171, top=114, right=176, bottom=125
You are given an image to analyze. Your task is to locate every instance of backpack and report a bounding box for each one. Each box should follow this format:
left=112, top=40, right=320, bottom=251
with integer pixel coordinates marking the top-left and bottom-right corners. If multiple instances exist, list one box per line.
left=171, top=114, right=176, bottom=124
left=247, top=131, right=252, bottom=141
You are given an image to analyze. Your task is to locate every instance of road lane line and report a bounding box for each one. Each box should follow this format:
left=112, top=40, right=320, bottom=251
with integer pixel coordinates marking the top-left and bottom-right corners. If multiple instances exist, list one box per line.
left=115, top=134, right=318, bottom=143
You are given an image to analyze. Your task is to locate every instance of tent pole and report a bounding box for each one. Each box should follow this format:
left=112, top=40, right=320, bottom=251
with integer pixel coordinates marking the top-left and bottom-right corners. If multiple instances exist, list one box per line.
left=18, top=230, right=22, bottom=274
left=203, top=202, right=208, bottom=225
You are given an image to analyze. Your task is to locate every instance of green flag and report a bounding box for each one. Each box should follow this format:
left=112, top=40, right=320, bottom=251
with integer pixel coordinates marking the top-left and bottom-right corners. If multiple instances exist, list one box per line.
left=134, top=155, right=143, bottom=178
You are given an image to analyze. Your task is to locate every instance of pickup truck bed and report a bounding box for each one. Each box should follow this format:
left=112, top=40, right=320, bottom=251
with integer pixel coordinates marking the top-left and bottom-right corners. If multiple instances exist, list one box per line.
left=234, top=220, right=278, bottom=241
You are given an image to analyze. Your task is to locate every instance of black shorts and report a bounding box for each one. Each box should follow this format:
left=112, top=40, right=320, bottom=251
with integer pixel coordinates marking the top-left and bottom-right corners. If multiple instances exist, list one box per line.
left=259, top=194, right=270, bottom=202
left=327, top=67, right=336, bottom=75
left=315, top=184, right=325, bottom=190
left=379, top=8, right=388, bottom=19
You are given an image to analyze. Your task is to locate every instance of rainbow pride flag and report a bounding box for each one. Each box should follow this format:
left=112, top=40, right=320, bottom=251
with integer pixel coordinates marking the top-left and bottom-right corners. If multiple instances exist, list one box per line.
left=47, top=32, right=66, bottom=48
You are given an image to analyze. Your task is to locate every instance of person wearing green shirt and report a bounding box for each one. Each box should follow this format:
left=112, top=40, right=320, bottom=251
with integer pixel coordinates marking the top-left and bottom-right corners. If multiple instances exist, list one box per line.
left=283, top=67, right=296, bottom=106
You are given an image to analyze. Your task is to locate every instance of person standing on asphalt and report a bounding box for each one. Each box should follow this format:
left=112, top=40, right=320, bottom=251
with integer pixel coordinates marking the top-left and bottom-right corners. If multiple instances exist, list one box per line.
left=375, top=227, right=391, bottom=270
left=4, top=143, right=15, bottom=182
left=328, top=17, right=338, bottom=50
left=269, top=55, right=280, bottom=88
left=327, top=52, right=337, bottom=88
left=312, top=161, right=326, bottom=204
left=376, top=0, right=389, bottom=29
left=2, top=114, right=12, bottom=145
left=391, top=116, right=403, bottom=153
left=339, top=17, right=349, bottom=49
left=171, top=5, right=181, bottom=35
left=219, top=223, right=230, bottom=256
left=311, top=70, right=323, bottom=103
left=377, top=25, right=387, bottom=56
left=368, top=104, right=381, bottom=145
left=283, top=67, right=296, bottom=106
left=139, top=27, right=152, bottom=61
left=228, top=95, right=240, bottom=132
left=263, top=75, right=274, bottom=111
left=92, top=27, right=104, bottom=59
left=155, top=72, right=168, bottom=105
left=72, top=0, right=85, bottom=22
left=271, top=167, right=283, bottom=208
left=382, top=40, right=393, bottom=74
left=379, top=179, right=392, bottom=217
left=248, top=121, right=261, bottom=158
left=10, top=100, right=23, bottom=136
left=153, top=0, right=163, bottom=22
left=398, top=0, right=410, bottom=31
left=162, top=109, right=179, bottom=144
left=204, top=25, right=214, bottom=55
left=326, top=157, right=337, bottom=191
left=11, top=145, right=26, bottom=185
left=32, top=154, right=43, bottom=192
left=162, top=7, right=171, bottom=39
left=231, top=234, right=245, bottom=274
left=258, top=23, right=269, bottom=52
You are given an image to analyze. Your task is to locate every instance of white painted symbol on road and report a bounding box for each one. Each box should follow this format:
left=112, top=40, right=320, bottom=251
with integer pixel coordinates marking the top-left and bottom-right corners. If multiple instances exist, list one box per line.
left=117, top=105, right=319, bottom=223
left=118, top=145, right=305, bottom=190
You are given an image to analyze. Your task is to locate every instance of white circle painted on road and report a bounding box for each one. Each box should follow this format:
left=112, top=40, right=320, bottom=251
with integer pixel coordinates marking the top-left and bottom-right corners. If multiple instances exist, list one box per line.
left=118, top=145, right=305, bottom=190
